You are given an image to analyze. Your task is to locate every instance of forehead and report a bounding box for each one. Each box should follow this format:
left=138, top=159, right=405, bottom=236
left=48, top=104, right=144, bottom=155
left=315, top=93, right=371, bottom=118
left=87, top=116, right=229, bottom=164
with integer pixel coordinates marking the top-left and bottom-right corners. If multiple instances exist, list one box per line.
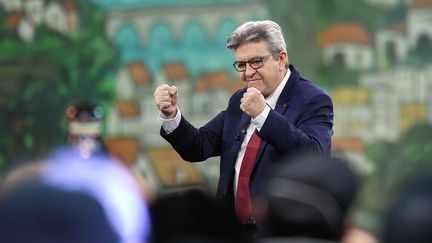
left=234, top=41, right=269, bottom=60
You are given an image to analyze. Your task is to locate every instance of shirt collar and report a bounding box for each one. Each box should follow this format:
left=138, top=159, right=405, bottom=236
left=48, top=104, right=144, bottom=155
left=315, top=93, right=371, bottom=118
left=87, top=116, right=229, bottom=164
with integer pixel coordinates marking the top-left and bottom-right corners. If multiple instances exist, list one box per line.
left=265, top=68, right=291, bottom=109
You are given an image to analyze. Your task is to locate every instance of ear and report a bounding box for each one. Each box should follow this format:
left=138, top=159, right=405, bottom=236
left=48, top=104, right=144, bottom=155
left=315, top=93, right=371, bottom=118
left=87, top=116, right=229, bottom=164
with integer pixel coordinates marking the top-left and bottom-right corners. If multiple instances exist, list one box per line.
left=278, top=51, right=288, bottom=70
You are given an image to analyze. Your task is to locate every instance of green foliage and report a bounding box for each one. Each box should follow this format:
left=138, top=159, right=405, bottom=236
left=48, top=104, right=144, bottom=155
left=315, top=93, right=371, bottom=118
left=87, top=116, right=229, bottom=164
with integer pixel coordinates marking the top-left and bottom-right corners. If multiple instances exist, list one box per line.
left=315, top=64, right=360, bottom=87
left=361, top=123, right=432, bottom=230
left=0, top=2, right=117, bottom=168
left=263, top=0, right=321, bottom=78
left=315, top=0, right=389, bottom=31
left=365, top=140, right=398, bottom=163
left=262, top=0, right=388, bottom=86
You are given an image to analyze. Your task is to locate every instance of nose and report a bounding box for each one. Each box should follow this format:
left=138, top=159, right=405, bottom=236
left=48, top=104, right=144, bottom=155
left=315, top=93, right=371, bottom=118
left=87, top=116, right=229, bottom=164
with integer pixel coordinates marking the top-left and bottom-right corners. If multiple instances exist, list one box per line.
left=244, top=63, right=257, bottom=78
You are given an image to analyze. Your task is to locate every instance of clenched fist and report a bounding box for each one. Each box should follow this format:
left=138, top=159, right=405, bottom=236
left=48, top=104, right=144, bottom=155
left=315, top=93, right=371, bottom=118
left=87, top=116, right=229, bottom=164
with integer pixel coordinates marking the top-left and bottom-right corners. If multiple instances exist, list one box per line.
left=240, top=87, right=266, bottom=118
left=154, top=84, right=178, bottom=118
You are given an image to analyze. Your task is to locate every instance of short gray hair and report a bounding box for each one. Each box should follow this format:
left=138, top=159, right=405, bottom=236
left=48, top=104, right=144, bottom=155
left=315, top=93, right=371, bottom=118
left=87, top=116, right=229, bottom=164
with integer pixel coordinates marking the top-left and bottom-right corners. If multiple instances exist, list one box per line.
left=226, top=20, right=288, bottom=65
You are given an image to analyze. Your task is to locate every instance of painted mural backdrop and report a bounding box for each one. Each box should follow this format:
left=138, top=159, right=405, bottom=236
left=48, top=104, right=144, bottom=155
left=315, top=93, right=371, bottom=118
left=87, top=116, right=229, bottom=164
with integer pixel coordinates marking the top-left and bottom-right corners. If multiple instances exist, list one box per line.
left=1, top=0, right=432, bottom=235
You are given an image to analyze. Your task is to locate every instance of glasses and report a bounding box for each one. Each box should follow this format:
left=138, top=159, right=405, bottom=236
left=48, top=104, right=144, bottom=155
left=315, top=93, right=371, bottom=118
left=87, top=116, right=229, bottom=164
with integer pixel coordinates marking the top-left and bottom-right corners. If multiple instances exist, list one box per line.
left=233, top=54, right=273, bottom=72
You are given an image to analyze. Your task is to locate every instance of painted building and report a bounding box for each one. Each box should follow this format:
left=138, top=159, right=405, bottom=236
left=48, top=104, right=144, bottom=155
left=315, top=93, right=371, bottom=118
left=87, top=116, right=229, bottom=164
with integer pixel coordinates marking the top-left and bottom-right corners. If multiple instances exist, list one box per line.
left=376, top=22, right=407, bottom=67
left=0, top=0, right=22, bottom=11
left=24, top=0, right=45, bottom=25
left=318, top=22, right=374, bottom=70
left=331, top=87, right=373, bottom=141
left=360, top=65, right=432, bottom=141
left=320, top=0, right=432, bottom=70
left=376, top=0, right=432, bottom=67
left=1, top=0, right=79, bottom=42
left=325, top=0, right=432, bottom=144
left=332, top=65, right=432, bottom=143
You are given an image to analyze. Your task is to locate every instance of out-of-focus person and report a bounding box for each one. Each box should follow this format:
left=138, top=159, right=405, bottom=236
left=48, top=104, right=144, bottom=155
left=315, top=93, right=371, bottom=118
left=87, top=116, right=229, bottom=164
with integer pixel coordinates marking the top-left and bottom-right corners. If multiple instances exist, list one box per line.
left=382, top=175, right=432, bottom=243
left=64, top=101, right=154, bottom=202
left=65, top=100, right=108, bottom=158
left=150, top=188, right=247, bottom=243
left=0, top=146, right=152, bottom=243
left=0, top=181, right=119, bottom=243
left=253, top=155, right=359, bottom=242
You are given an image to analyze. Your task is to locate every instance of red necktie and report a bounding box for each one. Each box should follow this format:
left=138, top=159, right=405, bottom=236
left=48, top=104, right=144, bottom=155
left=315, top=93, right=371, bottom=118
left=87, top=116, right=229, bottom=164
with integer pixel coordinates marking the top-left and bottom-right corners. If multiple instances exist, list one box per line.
left=235, top=130, right=261, bottom=224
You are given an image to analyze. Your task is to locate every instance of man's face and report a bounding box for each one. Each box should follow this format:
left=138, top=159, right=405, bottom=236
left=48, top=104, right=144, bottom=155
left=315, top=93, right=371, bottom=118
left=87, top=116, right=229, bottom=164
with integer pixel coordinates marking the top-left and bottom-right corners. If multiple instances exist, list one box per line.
left=234, top=41, right=286, bottom=97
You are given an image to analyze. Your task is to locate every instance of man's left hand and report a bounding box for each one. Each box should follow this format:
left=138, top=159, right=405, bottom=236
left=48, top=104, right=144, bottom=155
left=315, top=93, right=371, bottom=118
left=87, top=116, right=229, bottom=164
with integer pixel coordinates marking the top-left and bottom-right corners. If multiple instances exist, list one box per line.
left=240, top=88, right=266, bottom=118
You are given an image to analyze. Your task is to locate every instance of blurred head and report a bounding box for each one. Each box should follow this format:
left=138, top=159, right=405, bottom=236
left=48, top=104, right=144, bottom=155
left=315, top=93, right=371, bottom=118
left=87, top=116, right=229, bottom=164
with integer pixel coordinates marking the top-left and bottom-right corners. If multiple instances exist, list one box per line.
left=0, top=157, right=153, bottom=243
left=66, top=101, right=103, bottom=140
left=66, top=101, right=106, bottom=157
left=383, top=176, right=432, bottom=243
left=227, top=20, right=289, bottom=97
left=43, top=147, right=152, bottom=243
left=256, top=155, right=359, bottom=240
left=0, top=182, right=119, bottom=243
left=150, top=189, right=246, bottom=243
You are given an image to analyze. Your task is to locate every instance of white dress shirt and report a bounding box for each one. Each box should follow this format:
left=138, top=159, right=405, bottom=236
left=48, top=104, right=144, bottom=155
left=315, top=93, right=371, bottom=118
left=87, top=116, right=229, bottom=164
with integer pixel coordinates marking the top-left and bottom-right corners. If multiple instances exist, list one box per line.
left=233, top=69, right=291, bottom=198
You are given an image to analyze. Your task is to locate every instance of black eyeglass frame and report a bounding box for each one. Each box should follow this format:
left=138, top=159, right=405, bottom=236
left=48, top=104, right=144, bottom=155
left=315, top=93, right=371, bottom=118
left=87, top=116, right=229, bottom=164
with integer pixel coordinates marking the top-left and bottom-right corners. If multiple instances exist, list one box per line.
left=232, top=54, right=273, bottom=72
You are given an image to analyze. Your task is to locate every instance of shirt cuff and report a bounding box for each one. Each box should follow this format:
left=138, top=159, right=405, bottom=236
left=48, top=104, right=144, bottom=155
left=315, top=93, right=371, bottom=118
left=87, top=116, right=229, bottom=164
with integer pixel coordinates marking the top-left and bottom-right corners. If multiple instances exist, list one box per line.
left=159, top=109, right=181, bottom=134
left=251, top=105, right=270, bottom=131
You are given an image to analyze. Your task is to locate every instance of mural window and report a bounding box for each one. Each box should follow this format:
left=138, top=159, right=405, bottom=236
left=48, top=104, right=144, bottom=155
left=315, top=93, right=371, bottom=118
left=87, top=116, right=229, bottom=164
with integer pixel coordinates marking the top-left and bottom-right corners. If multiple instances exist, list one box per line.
left=415, top=34, right=432, bottom=58
left=416, top=34, right=431, bottom=52
left=182, top=21, right=207, bottom=47
left=217, top=18, right=236, bottom=46
left=148, top=22, right=175, bottom=51
left=113, top=23, right=140, bottom=50
left=385, top=41, right=397, bottom=66
left=333, top=52, right=346, bottom=68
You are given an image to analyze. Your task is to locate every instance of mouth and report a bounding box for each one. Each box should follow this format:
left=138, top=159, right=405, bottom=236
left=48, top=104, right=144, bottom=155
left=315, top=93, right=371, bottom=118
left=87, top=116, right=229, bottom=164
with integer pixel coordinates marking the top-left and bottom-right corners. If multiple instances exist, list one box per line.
left=247, top=79, right=261, bottom=87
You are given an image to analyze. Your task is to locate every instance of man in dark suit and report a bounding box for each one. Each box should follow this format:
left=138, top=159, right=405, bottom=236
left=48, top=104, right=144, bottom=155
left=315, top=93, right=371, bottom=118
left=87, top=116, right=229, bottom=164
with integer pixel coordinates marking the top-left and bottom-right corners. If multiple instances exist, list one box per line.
left=154, top=20, right=333, bottom=232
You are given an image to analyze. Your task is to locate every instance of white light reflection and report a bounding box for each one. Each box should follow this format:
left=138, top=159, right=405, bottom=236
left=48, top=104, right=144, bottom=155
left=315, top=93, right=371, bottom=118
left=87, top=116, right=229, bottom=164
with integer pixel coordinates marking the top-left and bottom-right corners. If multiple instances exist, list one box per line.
left=44, top=147, right=151, bottom=243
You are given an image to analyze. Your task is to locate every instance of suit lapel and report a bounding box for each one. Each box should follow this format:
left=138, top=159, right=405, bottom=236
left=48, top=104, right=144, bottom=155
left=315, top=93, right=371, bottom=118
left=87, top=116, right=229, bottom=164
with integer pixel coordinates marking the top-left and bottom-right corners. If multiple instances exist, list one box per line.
left=253, top=65, right=299, bottom=169
left=274, top=65, right=298, bottom=115
left=226, top=110, right=252, bottom=175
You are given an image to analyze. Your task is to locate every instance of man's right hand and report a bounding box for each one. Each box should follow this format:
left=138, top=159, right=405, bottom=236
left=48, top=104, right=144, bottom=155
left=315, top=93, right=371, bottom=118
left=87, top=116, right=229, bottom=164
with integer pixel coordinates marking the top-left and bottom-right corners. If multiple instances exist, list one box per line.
left=154, top=84, right=178, bottom=119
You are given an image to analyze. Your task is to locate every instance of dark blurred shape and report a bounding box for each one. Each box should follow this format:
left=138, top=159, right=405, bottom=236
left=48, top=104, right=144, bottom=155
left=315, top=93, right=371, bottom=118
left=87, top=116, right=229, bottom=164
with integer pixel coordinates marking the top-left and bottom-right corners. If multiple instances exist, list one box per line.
left=0, top=182, right=119, bottom=243
left=150, top=188, right=247, bottom=243
left=66, top=100, right=104, bottom=122
left=383, top=175, right=432, bottom=243
left=0, top=145, right=152, bottom=243
left=256, top=155, right=359, bottom=241
left=44, top=146, right=152, bottom=242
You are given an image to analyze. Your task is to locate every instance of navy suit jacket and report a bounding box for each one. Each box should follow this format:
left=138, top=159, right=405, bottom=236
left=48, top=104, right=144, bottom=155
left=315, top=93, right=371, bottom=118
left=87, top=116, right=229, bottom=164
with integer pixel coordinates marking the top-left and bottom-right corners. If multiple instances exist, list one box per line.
left=161, top=65, right=333, bottom=211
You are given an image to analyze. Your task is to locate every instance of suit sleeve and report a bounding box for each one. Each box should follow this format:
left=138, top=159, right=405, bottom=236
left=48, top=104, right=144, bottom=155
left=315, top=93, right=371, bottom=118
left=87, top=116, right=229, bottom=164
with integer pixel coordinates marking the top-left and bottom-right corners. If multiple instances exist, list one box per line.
left=160, top=89, right=244, bottom=162
left=161, top=111, right=225, bottom=162
left=258, top=93, right=333, bottom=154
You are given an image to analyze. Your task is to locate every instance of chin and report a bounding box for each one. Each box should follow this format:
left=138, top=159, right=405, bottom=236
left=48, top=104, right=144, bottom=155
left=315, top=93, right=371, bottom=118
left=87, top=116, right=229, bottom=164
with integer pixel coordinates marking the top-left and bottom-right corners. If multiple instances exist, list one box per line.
left=248, top=83, right=259, bottom=89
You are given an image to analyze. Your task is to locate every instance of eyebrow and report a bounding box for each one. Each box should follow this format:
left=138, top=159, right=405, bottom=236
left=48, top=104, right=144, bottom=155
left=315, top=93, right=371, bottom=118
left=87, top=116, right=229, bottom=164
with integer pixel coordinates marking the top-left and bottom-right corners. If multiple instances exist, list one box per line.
left=235, top=55, right=266, bottom=62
